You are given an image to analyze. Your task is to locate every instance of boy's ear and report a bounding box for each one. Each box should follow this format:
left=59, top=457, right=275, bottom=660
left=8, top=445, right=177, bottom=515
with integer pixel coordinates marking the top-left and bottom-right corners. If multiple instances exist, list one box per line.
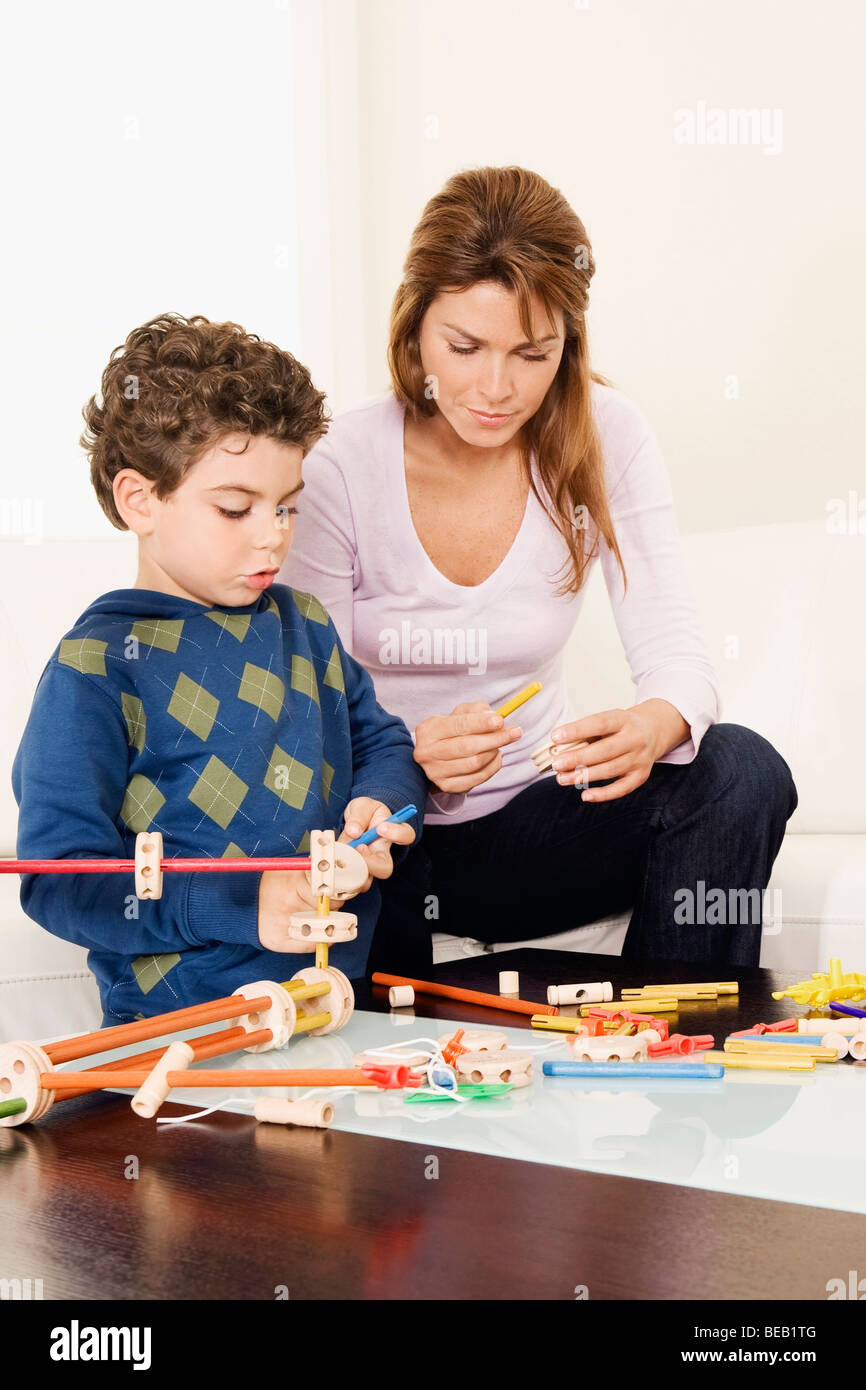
left=113, top=470, right=157, bottom=535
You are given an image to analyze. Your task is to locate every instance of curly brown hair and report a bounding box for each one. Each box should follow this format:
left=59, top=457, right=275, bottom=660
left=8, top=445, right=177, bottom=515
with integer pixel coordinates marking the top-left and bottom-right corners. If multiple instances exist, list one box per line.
left=81, top=312, right=330, bottom=531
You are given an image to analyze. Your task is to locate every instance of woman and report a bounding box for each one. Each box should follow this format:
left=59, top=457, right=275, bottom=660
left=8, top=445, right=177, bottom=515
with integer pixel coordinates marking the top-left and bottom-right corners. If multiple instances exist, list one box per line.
left=280, top=165, right=797, bottom=972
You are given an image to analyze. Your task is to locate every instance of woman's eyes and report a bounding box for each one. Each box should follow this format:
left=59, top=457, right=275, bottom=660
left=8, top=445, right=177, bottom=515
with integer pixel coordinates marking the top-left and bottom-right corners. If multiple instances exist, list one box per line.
left=217, top=506, right=299, bottom=521
left=447, top=343, right=550, bottom=362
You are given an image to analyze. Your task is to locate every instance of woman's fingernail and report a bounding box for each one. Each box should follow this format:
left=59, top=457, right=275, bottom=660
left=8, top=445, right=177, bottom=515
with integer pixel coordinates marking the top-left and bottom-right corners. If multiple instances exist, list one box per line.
left=346, top=823, right=362, bottom=837
left=510, top=726, right=522, bottom=738
left=551, top=757, right=566, bottom=771
left=551, top=728, right=566, bottom=741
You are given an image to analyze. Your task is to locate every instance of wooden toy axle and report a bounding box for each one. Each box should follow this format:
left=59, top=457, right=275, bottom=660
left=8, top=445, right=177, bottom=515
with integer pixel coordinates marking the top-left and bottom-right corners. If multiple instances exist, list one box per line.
left=42, top=974, right=335, bottom=1066
left=1, top=826, right=369, bottom=904
left=371, top=972, right=558, bottom=1018
left=42, top=1067, right=405, bottom=1093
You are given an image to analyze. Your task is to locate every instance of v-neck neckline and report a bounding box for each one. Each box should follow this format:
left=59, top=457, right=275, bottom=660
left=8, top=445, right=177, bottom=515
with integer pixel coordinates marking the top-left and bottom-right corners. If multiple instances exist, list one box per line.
left=388, top=393, right=543, bottom=601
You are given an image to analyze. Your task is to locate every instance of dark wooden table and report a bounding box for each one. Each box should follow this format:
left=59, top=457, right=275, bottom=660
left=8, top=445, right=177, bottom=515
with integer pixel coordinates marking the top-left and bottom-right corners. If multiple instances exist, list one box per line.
left=3, top=949, right=864, bottom=1301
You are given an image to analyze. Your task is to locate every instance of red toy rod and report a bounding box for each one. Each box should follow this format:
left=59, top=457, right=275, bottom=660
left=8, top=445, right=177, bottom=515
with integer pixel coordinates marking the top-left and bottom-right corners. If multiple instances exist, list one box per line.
left=0, top=856, right=311, bottom=874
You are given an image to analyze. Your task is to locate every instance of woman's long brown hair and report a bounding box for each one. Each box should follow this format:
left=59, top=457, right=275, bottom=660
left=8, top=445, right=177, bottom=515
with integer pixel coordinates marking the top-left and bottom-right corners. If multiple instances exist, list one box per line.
left=387, top=165, right=626, bottom=598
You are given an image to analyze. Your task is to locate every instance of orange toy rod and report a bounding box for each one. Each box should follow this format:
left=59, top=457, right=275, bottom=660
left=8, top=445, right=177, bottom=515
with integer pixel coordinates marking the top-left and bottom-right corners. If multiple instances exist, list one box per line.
left=44, top=1068, right=386, bottom=1094
left=44, top=993, right=274, bottom=1065
left=371, top=972, right=558, bottom=1017
left=55, top=1026, right=272, bottom=1102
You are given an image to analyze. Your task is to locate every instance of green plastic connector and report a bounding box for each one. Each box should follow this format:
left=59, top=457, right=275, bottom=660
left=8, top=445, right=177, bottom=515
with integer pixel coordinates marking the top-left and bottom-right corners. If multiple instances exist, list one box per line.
left=404, top=1083, right=514, bottom=1104
left=0, top=1098, right=27, bottom=1119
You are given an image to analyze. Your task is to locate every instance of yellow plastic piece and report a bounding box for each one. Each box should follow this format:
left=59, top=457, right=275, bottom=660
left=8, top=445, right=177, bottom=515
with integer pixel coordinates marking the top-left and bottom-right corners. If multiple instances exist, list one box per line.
left=770, top=956, right=866, bottom=1009
left=531, top=1015, right=584, bottom=1032
left=496, top=681, right=542, bottom=719
left=624, top=981, right=739, bottom=996
left=580, top=999, right=679, bottom=1015
left=309, top=894, right=331, bottom=971
left=726, top=1040, right=837, bottom=1061
left=291, top=1011, right=332, bottom=1034
left=283, top=979, right=331, bottom=1001
left=703, top=1050, right=815, bottom=1072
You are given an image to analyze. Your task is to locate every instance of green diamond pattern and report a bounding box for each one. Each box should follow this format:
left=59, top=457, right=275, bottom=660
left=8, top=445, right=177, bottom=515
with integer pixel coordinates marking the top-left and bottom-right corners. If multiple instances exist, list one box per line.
left=132, top=953, right=181, bottom=996
left=120, top=774, right=166, bottom=832
left=223, top=842, right=247, bottom=858
left=121, top=691, right=146, bottom=752
left=168, top=672, right=219, bottom=741
left=188, top=755, right=249, bottom=829
left=296, top=829, right=311, bottom=854
left=265, top=744, right=313, bottom=810
left=292, top=589, right=329, bottom=625
left=291, top=655, right=319, bottom=707
left=205, top=611, right=250, bottom=642
left=238, top=662, right=285, bottom=722
left=322, top=643, right=345, bottom=694
left=58, top=638, right=108, bottom=677
left=129, top=618, right=184, bottom=653
left=265, top=595, right=280, bottom=619
left=322, top=758, right=334, bottom=802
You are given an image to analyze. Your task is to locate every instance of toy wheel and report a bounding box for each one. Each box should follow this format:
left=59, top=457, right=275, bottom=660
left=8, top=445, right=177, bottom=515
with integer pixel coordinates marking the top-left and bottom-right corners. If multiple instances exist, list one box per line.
left=0, top=1041, right=55, bottom=1128
left=290, top=966, right=354, bottom=1036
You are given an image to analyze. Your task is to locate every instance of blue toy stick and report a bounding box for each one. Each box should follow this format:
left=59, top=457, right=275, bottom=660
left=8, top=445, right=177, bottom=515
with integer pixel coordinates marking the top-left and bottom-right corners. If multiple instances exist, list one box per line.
left=348, top=804, right=418, bottom=848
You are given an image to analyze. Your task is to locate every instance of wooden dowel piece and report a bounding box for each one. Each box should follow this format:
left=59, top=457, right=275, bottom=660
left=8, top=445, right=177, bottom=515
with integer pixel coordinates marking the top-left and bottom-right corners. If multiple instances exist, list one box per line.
left=370, top=972, right=557, bottom=1017
left=43, top=1068, right=381, bottom=1093
left=44, top=994, right=273, bottom=1065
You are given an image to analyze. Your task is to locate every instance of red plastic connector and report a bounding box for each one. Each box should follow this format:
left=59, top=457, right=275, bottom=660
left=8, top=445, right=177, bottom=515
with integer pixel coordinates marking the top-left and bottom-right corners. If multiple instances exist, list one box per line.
left=361, top=1062, right=410, bottom=1089
left=647, top=1034, right=695, bottom=1057
left=441, top=1029, right=468, bottom=1066
left=765, top=1018, right=797, bottom=1033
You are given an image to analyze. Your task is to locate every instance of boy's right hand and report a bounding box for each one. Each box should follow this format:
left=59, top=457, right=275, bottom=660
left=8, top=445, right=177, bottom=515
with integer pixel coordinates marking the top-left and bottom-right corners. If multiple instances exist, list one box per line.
left=257, top=870, right=326, bottom=954
left=413, top=701, right=523, bottom=794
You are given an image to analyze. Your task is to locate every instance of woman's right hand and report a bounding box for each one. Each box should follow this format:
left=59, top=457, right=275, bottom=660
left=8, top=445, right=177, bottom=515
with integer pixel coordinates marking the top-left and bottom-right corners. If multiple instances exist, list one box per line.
left=413, top=701, right=523, bottom=794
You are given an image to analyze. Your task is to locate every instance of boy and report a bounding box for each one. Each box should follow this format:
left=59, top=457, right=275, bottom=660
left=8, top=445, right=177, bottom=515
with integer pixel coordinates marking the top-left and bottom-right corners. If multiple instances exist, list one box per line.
left=11, top=312, right=427, bottom=1025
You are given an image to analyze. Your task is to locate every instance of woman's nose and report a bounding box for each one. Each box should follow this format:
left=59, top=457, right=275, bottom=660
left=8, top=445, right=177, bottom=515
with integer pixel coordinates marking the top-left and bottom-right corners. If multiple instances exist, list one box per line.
left=474, top=356, right=513, bottom=403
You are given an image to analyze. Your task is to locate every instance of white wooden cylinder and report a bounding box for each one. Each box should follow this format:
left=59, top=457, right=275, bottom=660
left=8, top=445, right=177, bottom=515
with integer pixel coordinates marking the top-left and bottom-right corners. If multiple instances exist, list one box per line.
left=254, top=1097, right=335, bottom=1127
left=131, top=1040, right=195, bottom=1118
left=547, top=981, right=613, bottom=1006
left=388, top=985, right=415, bottom=1007
left=499, top=971, right=520, bottom=996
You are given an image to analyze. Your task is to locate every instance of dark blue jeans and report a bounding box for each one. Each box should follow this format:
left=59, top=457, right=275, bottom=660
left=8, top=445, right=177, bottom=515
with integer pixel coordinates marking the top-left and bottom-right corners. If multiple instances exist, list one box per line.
left=368, top=723, right=799, bottom=974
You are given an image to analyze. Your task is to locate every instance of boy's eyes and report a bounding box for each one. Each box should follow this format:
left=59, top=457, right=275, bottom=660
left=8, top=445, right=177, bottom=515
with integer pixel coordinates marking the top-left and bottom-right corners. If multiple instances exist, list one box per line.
left=216, top=505, right=299, bottom=521
left=447, top=343, right=550, bottom=362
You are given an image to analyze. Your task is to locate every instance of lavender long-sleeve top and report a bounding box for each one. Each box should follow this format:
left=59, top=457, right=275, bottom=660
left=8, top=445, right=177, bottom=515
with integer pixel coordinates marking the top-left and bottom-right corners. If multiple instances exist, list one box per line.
left=279, top=383, right=720, bottom=825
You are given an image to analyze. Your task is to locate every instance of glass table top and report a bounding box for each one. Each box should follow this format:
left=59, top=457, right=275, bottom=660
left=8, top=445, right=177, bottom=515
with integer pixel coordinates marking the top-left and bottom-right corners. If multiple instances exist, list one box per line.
left=60, top=1007, right=866, bottom=1215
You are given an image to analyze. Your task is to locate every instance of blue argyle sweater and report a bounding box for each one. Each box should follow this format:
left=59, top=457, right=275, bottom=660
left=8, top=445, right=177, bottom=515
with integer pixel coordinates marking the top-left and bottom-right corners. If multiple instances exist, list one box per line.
left=11, top=584, right=426, bottom=1023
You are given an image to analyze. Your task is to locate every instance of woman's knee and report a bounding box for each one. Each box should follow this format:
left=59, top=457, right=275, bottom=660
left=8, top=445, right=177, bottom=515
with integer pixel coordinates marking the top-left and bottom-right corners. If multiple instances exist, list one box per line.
left=701, top=722, right=798, bottom=823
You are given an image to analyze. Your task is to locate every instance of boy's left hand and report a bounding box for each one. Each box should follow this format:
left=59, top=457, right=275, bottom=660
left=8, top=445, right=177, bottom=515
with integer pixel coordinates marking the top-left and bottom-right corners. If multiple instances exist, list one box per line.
left=337, top=798, right=416, bottom=891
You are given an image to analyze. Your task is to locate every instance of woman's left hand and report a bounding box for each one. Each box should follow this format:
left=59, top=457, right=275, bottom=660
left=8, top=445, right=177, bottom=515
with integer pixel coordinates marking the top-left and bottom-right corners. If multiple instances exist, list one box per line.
left=548, top=699, right=690, bottom=803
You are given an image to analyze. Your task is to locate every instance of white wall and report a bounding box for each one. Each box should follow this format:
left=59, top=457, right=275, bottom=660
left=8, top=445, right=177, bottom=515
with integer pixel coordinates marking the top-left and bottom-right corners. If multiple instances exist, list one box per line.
left=340, top=0, right=865, bottom=534
left=2, top=0, right=862, bottom=542
left=0, top=0, right=301, bottom=540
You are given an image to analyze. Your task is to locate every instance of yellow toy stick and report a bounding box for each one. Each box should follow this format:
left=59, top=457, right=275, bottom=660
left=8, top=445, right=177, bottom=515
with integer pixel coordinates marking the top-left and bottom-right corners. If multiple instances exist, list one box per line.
left=623, top=981, right=739, bottom=996
left=496, top=681, right=542, bottom=719
left=726, top=1040, right=837, bottom=1062
left=702, top=1051, right=815, bottom=1072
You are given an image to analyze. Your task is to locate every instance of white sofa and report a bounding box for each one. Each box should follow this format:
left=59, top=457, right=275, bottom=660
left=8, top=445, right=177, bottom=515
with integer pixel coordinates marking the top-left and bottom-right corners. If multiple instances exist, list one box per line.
left=1, top=520, right=864, bottom=1038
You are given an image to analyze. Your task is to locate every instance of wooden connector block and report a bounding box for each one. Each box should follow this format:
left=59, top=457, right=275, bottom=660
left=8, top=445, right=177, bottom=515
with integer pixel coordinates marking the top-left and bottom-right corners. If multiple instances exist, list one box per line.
left=134, top=831, right=163, bottom=900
